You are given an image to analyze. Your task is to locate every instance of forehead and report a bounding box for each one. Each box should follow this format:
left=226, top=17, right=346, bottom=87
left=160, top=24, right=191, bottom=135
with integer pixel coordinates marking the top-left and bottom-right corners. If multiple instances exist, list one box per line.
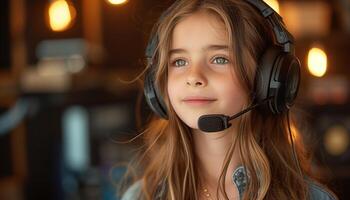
left=171, top=10, right=229, bottom=49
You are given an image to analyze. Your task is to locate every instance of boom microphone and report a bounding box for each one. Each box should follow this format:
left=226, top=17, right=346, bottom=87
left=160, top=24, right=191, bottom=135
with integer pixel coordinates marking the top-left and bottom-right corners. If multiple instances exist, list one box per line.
left=198, top=97, right=272, bottom=132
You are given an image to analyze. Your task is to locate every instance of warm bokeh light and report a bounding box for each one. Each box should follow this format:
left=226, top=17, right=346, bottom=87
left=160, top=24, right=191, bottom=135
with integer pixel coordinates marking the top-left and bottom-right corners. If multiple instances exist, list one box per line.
left=280, top=2, right=331, bottom=39
left=264, top=0, right=280, bottom=14
left=324, top=125, right=349, bottom=156
left=48, top=0, right=74, bottom=32
left=107, top=0, right=128, bottom=5
left=308, top=47, right=327, bottom=77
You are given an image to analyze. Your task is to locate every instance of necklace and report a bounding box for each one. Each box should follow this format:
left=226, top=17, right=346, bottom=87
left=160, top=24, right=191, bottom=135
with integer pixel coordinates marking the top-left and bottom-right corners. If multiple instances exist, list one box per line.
left=202, top=187, right=213, bottom=200
left=201, top=187, right=239, bottom=200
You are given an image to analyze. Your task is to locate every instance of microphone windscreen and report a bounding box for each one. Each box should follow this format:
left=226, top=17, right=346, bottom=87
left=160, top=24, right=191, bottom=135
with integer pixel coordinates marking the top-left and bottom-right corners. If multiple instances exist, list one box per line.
left=198, top=114, right=230, bottom=132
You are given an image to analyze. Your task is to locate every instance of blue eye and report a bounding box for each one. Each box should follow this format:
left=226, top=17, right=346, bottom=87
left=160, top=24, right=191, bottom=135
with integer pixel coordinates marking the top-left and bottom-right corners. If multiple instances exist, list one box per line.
left=212, top=57, right=229, bottom=64
left=172, top=59, right=188, bottom=67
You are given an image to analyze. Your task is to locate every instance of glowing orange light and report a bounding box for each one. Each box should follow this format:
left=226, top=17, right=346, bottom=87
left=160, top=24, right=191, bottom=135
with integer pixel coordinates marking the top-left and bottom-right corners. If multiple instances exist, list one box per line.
left=48, top=0, right=76, bottom=32
left=308, top=47, right=327, bottom=77
left=324, top=125, right=349, bottom=156
left=264, top=0, right=280, bottom=14
left=107, top=0, right=128, bottom=5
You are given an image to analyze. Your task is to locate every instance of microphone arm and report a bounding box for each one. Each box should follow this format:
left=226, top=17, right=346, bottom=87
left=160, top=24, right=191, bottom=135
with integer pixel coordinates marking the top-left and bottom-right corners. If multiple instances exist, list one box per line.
left=229, top=97, right=271, bottom=120
left=198, top=97, right=272, bottom=132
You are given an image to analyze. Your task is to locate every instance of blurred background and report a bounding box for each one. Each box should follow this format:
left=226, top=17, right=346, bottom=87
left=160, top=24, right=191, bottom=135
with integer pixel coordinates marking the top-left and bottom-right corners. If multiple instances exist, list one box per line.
left=0, top=0, right=349, bottom=199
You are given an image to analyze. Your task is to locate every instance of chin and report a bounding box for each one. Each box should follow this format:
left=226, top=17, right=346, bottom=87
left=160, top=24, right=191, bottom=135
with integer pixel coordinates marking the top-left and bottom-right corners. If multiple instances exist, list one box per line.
left=177, top=115, right=199, bottom=129
left=186, top=122, right=198, bottom=129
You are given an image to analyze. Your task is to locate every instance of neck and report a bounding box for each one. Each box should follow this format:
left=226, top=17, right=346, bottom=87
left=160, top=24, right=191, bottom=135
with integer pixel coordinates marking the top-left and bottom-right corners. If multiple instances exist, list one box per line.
left=192, top=125, right=242, bottom=187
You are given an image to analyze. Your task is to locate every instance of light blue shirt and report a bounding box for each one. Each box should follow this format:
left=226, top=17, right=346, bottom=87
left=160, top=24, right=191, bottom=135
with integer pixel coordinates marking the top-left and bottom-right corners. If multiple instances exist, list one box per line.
left=121, top=166, right=337, bottom=200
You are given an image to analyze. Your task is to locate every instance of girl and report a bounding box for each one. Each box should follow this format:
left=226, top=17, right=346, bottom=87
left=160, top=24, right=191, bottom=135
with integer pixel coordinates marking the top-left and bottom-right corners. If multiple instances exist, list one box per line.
left=121, top=0, right=338, bottom=199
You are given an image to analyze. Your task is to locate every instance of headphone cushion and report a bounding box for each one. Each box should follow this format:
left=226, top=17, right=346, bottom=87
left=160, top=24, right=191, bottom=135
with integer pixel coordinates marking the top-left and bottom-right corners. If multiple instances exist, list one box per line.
left=144, top=69, right=168, bottom=119
left=275, top=53, right=301, bottom=110
left=255, top=46, right=301, bottom=114
left=255, top=46, right=281, bottom=103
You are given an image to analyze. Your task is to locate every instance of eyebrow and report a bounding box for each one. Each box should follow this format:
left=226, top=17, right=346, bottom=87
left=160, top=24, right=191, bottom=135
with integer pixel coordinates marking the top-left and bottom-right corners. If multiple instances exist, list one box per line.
left=169, top=45, right=229, bottom=56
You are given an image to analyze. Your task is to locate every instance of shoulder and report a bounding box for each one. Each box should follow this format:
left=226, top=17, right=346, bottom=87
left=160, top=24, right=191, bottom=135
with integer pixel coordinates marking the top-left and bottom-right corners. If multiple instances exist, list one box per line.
left=308, top=181, right=338, bottom=200
left=121, top=180, right=142, bottom=200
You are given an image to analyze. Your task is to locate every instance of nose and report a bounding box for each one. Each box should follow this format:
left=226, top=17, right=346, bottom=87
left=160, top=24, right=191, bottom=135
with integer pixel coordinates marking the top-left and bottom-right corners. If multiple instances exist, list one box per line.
left=186, top=64, right=207, bottom=87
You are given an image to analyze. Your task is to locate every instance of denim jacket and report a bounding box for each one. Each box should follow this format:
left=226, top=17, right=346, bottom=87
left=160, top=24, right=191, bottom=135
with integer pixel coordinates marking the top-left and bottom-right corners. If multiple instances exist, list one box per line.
left=121, top=166, right=337, bottom=200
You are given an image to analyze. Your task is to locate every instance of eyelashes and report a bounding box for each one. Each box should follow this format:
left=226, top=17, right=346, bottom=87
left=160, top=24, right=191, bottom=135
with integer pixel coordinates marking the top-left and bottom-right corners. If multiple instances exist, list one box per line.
left=170, top=56, right=230, bottom=67
left=172, top=59, right=188, bottom=67
left=212, top=57, right=229, bottom=64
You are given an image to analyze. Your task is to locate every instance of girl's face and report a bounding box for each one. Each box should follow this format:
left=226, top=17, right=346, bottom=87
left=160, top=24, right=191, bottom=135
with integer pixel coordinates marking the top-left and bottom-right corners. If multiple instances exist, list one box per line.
left=167, top=10, right=248, bottom=131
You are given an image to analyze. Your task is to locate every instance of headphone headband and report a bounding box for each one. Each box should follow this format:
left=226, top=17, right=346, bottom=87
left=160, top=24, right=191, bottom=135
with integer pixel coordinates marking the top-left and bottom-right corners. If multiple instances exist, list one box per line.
left=245, top=0, right=295, bottom=53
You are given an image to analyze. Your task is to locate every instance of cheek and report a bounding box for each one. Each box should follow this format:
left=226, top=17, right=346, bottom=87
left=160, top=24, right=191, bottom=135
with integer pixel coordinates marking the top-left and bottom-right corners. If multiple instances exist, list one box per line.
left=217, top=78, right=247, bottom=110
left=167, top=76, right=179, bottom=105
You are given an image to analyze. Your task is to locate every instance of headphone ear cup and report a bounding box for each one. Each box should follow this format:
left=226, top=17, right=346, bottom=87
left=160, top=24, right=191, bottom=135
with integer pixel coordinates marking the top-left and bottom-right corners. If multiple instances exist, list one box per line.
left=255, top=46, right=301, bottom=115
left=255, top=46, right=281, bottom=114
left=144, top=68, right=168, bottom=119
left=276, top=53, right=301, bottom=111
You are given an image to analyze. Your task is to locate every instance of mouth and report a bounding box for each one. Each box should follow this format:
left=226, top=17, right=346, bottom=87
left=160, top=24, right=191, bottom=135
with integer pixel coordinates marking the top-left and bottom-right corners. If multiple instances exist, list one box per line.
left=182, top=97, right=217, bottom=105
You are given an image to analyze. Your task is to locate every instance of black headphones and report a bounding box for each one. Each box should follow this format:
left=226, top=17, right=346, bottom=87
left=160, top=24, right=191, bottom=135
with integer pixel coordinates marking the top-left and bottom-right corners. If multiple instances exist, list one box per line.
left=143, top=0, right=301, bottom=120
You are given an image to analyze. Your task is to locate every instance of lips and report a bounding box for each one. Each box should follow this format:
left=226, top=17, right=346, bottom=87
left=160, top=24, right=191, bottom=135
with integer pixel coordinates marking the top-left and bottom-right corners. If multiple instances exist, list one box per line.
left=182, top=96, right=217, bottom=105
left=183, top=96, right=217, bottom=101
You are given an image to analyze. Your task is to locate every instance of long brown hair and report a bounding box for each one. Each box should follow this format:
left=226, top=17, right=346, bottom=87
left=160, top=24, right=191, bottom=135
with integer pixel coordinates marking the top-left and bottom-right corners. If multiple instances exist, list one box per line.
left=126, top=0, right=315, bottom=199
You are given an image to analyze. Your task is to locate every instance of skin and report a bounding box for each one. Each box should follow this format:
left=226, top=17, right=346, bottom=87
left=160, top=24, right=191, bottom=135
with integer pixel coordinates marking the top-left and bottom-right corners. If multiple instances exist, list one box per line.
left=167, top=10, right=248, bottom=199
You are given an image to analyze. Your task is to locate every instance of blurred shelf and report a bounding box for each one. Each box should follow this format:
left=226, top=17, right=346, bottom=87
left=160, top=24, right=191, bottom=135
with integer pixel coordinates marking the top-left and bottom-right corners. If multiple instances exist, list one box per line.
left=0, top=67, right=144, bottom=99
